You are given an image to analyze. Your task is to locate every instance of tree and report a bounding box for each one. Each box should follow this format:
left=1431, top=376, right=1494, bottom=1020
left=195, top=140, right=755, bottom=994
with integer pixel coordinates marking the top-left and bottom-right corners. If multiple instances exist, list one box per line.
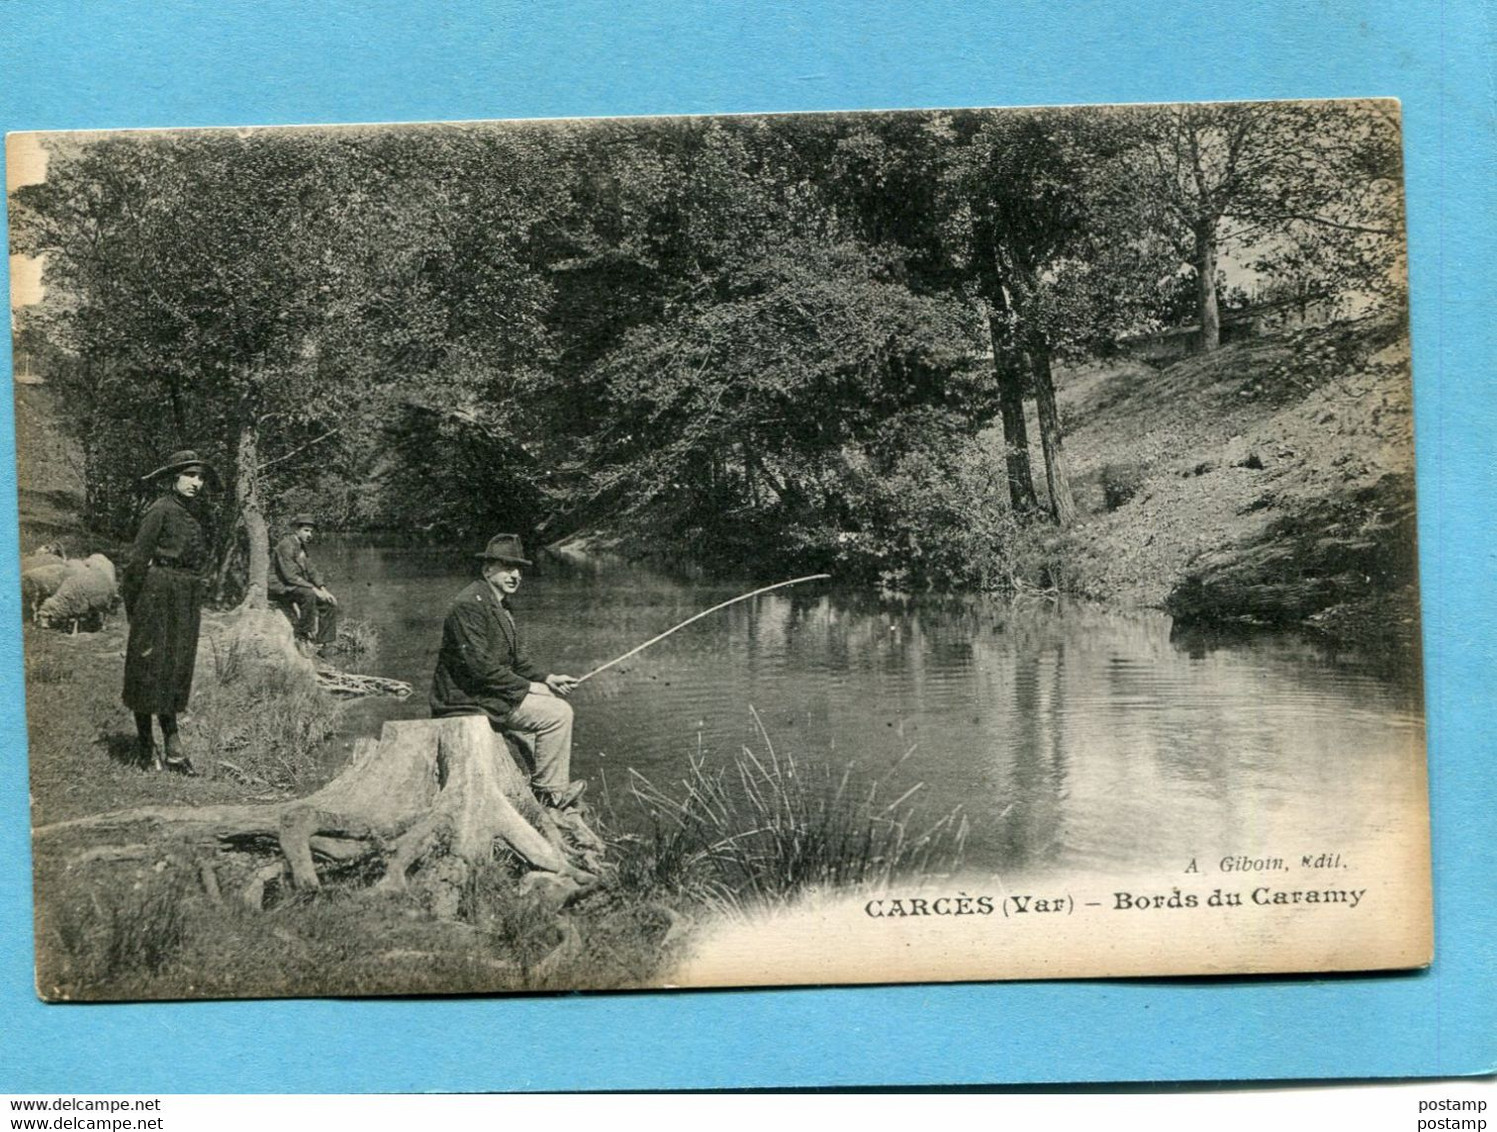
left=329, top=124, right=576, bottom=543
left=10, top=125, right=572, bottom=588
left=940, top=112, right=1096, bottom=526
left=1121, top=100, right=1405, bottom=352
left=14, top=133, right=369, bottom=601
left=522, top=116, right=995, bottom=582
left=580, top=238, right=985, bottom=573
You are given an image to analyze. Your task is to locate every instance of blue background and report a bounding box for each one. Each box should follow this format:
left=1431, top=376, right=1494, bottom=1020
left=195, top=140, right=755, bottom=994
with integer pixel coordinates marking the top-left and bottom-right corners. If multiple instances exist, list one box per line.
left=1, top=1, right=1491, bottom=1091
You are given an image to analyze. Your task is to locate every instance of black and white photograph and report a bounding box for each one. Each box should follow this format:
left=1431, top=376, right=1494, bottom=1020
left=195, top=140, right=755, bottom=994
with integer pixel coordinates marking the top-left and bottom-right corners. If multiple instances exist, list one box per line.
left=8, top=100, right=1429, bottom=1002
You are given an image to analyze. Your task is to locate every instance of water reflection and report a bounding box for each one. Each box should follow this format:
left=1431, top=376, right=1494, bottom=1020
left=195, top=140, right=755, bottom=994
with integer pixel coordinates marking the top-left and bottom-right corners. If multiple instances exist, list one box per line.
left=320, top=540, right=1426, bottom=881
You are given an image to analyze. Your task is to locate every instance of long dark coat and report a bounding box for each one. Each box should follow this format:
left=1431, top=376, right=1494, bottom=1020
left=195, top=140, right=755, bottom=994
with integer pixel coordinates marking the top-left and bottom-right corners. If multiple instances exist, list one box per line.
left=121, top=492, right=210, bottom=715
left=430, top=580, right=545, bottom=723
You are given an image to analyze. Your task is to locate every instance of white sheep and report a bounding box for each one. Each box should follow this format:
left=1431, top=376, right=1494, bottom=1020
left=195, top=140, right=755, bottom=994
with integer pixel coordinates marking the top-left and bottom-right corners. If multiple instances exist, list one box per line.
left=36, top=554, right=119, bottom=632
left=23, top=564, right=67, bottom=620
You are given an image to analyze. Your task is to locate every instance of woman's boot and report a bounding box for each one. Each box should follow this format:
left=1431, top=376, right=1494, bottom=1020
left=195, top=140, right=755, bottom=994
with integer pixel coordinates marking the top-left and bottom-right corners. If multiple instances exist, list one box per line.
left=134, top=712, right=161, bottom=771
left=159, top=715, right=195, bottom=776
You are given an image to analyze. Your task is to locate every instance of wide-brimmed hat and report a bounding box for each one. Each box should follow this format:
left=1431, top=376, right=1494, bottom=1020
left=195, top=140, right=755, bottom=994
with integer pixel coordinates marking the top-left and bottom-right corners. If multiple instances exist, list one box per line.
left=476, top=533, right=532, bottom=565
left=142, top=449, right=219, bottom=485
left=289, top=514, right=317, bottom=529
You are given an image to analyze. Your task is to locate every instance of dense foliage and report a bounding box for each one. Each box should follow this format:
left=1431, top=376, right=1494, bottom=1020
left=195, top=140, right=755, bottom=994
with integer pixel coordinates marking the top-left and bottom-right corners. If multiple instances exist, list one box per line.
left=9, top=103, right=1405, bottom=591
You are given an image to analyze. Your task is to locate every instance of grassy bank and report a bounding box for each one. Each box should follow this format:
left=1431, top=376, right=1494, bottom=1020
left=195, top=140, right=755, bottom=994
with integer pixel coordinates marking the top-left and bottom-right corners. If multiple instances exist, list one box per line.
left=18, top=314, right=1418, bottom=999
left=27, top=618, right=964, bottom=1000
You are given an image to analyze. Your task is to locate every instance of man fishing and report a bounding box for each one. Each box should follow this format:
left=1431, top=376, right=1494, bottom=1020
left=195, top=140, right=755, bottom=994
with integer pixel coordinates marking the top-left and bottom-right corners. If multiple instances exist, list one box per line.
left=430, top=533, right=586, bottom=811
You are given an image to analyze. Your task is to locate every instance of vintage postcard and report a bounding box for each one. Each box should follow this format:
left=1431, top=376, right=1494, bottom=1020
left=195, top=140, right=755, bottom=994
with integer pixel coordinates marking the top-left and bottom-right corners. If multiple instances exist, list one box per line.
left=8, top=100, right=1429, bottom=1001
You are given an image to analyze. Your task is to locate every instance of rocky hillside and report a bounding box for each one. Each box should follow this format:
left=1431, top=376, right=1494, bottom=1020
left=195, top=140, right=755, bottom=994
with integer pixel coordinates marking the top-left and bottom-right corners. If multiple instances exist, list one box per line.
left=1033, top=314, right=1419, bottom=656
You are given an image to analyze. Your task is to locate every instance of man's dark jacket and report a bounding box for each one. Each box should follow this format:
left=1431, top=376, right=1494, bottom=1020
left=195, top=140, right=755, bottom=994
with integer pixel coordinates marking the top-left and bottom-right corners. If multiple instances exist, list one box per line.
left=430, top=580, right=545, bottom=722
left=268, top=533, right=323, bottom=597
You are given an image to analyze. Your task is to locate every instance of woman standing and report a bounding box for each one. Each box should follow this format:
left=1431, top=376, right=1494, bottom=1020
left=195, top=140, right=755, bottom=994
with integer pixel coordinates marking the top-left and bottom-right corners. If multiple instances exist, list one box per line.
left=121, top=449, right=216, bottom=774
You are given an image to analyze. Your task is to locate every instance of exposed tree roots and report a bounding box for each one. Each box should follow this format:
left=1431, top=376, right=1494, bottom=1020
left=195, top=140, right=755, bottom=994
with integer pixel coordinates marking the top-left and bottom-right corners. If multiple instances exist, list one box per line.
left=36, top=715, right=606, bottom=914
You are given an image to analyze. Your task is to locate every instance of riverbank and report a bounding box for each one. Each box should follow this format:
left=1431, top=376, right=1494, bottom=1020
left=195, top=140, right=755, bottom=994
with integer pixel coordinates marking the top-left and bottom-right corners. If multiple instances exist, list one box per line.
left=19, top=314, right=1420, bottom=658
left=23, top=614, right=641, bottom=998
left=24, top=608, right=964, bottom=1000
left=26, top=612, right=638, bottom=997
left=1027, top=314, right=1419, bottom=661
left=546, top=315, right=1420, bottom=659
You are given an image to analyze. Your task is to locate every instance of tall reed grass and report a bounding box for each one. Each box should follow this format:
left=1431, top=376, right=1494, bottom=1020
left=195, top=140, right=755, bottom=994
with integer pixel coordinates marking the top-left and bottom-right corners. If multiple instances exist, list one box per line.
left=619, top=707, right=967, bottom=913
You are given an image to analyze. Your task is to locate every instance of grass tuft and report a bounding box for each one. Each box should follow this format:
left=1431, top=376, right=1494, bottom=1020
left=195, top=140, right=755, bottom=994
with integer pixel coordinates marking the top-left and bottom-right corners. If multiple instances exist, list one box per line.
left=23, top=650, right=69, bottom=685
left=193, top=631, right=341, bottom=791
left=324, top=617, right=379, bottom=663
left=42, top=863, right=192, bottom=997
left=619, top=707, right=967, bottom=914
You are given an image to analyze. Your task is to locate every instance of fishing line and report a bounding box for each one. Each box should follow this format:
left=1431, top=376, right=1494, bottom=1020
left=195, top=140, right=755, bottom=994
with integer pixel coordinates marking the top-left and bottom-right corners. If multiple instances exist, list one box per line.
left=574, top=574, right=831, bottom=684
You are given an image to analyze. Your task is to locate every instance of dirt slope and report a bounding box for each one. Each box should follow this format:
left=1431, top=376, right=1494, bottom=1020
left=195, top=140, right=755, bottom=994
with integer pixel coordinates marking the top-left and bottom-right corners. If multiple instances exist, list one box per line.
left=1027, top=315, right=1419, bottom=650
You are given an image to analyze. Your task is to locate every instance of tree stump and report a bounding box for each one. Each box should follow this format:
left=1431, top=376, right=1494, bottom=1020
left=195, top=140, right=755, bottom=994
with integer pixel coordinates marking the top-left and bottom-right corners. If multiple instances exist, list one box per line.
left=198, top=607, right=318, bottom=684
left=36, top=715, right=604, bottom=912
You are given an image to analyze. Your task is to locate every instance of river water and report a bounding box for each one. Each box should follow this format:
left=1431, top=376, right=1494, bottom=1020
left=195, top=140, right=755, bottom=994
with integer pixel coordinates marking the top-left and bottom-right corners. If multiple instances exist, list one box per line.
left=316, top=539, right=1427, bottom=882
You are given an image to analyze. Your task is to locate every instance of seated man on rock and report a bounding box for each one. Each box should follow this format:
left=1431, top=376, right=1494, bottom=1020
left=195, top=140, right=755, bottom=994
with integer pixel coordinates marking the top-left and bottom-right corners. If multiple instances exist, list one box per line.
left=430, top=533, right=586, bottom=811
left=268, top=514, right=339, bottom=653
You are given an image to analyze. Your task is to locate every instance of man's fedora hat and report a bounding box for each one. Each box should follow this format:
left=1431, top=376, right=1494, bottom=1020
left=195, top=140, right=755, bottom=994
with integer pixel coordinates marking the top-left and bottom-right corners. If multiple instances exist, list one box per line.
left=289, top=514, right=317, bottom=529
left=476, top=533, right=532, bottom=565
left=142, top=449, right=219, bottom=485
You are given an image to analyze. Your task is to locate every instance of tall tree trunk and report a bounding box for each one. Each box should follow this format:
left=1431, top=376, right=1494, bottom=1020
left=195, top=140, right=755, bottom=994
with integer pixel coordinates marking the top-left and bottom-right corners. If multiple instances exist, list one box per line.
left=80, top=436, right=101, bottom=532
left=1195, top=220, right=1221, bottom=353
left=1029, top=340, right=1076, bottom=528
left=235, top=421, right=269, bottom=610
left=167, top=379, right=187, bottom=439
left=742, top=438, right=759, bottom=508
left=213, top=508, right=244, bottom=604
left=986, top=310, right=1038, bottom=515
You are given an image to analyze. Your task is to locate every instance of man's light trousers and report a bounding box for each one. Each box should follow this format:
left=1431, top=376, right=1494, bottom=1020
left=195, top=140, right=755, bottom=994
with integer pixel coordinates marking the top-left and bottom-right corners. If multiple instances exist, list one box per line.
left=502, top=692, right=574, bottom=794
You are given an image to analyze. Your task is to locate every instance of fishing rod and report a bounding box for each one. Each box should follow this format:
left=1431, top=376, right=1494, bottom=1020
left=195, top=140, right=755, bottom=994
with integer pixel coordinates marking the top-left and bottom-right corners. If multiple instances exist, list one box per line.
left=574, top=574, right=831, bottom=685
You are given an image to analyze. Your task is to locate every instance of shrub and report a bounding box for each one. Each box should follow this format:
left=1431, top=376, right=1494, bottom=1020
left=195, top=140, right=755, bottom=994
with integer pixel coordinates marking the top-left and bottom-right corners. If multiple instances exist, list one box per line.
left=1009, top=526, right=1113, bottom=600
left=1100, top=461, right=1146, bottom=511
left=779, top=419, right=1022, bottom=590
left=611, top=409, right=1023, bottom=591
left=324, top=617, right=378, bottom=663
